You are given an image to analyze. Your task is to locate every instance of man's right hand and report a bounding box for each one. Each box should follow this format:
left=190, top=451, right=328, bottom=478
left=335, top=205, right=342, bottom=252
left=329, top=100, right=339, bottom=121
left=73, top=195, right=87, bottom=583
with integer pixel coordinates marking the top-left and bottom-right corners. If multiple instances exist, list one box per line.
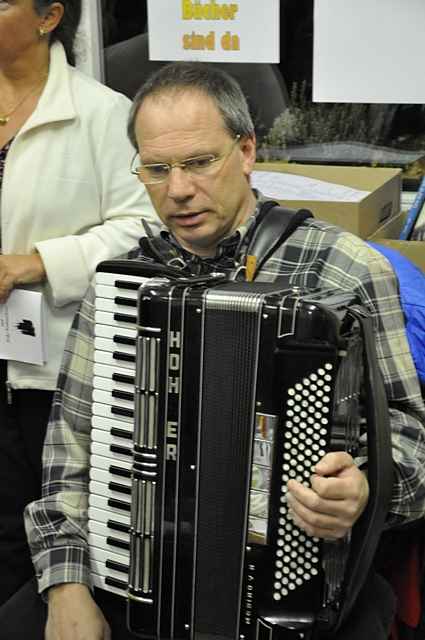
left=46, top=583, right=111, bottom=640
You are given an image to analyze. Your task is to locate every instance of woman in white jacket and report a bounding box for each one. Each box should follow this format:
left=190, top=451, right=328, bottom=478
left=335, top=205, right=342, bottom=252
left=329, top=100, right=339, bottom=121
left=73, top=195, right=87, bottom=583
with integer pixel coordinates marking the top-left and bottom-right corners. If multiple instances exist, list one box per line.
left=0, top=0, right=157, bottom=604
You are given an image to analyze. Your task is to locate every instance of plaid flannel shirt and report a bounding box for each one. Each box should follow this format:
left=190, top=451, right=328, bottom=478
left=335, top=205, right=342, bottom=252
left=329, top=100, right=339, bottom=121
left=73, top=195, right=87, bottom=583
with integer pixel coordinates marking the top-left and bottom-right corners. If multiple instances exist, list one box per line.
left=25, top=201, right=425, bottom=595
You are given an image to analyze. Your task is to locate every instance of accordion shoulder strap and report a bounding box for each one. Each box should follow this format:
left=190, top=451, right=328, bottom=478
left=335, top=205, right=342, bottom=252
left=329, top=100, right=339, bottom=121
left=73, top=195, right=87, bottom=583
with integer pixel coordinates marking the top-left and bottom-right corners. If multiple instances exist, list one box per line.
left=133, top=201, right=313, bottom=278
left=246, top=200, right=313, bottom=278
left=334, top=306, right=394, bottom=629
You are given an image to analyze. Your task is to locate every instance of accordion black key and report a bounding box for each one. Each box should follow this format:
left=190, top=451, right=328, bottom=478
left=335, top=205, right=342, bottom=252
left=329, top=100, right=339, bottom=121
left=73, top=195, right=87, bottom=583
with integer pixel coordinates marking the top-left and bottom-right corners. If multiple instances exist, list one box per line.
left=89, top=260, right=393, bottom=640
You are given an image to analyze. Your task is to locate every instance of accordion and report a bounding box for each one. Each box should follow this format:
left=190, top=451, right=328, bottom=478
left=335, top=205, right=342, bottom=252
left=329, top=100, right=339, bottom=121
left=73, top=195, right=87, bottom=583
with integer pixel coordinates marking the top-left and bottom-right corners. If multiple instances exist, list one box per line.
left=89, top=259, right=393, bottom=640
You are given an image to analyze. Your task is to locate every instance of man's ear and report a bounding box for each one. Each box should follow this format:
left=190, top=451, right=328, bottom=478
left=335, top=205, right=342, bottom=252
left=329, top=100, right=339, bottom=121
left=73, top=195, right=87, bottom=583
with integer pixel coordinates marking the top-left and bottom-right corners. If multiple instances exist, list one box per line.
left=240, top=134, right=257, bottom=177
left=39, top=2, right=65, bottom=36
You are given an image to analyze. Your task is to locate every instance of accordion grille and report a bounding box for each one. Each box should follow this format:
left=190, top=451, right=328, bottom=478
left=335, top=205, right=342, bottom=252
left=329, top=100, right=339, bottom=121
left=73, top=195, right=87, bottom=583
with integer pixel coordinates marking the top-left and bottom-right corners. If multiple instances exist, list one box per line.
left=193, top=301, right=261, bottom=638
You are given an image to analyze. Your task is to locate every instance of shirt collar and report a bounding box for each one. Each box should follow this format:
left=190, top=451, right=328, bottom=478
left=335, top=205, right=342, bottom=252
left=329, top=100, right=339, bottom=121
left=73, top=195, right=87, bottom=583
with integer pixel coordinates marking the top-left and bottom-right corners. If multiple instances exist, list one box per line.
left=159, top=189, right=264, bottom=262
left=19, top=42, right=76, bottom=136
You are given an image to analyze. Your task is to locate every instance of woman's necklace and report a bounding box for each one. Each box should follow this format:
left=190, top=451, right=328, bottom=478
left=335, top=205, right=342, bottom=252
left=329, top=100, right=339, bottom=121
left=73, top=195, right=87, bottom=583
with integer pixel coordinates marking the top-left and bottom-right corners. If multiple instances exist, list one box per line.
left=0, top=75, right=48, bottom=126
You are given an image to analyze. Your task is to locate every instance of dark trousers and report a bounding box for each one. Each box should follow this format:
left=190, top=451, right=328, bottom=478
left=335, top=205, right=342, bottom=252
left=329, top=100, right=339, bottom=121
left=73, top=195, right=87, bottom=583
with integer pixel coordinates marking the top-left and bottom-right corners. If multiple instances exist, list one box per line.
left=325, top=569, right=396, bottom=640
left=0, top=578, right=140, bottom=640
left=0, top=570, right=395, bottom=640
left=0, top=360, right=54, bottom=605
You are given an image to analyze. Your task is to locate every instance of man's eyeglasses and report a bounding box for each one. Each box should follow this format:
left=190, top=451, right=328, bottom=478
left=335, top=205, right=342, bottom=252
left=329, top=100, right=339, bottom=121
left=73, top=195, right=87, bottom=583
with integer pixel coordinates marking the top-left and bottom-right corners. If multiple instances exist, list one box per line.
left=131, top=135, right=241, bottom=185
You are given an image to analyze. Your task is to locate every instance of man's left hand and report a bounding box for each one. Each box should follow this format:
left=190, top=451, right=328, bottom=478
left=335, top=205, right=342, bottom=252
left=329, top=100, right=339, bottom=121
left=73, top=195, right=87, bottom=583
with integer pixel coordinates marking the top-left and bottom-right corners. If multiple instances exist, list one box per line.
left=286, top=451, right=369, bottom=540
left=0, top=254, right=46, bottom=303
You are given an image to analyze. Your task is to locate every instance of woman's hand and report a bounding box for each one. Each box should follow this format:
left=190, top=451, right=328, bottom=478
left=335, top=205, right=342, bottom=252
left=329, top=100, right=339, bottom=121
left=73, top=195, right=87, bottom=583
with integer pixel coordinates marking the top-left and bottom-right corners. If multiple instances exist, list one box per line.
left=0, top=253, right=46, bottom=302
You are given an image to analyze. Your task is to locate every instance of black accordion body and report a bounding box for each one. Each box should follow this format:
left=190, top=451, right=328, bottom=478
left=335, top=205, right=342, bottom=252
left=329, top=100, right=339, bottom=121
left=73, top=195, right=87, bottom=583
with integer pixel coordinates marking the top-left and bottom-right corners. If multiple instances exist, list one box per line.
left=89, top=260, right=393, bottom=640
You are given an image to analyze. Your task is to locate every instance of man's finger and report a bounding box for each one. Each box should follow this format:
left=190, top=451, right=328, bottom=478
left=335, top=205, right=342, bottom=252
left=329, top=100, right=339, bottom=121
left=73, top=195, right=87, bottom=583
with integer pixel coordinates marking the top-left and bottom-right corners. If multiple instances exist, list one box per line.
left=310, top=474, right=356, bottom=500
left=287, top=484, right=351, bottom=521
left=289, top=507, right=349, bottom=540
left=313, top=451, right=355, bottom=476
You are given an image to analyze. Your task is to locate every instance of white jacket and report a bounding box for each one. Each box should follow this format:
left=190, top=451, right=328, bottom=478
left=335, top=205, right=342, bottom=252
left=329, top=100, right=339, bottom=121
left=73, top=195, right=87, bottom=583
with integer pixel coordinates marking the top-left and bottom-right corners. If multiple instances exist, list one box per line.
left=0, top=43, right=158, bottom=390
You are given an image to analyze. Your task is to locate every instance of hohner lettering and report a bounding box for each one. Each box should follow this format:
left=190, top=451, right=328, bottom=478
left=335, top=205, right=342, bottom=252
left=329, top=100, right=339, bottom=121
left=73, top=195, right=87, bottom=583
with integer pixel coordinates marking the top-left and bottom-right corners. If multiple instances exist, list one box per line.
left=166, top=422, right=178, bottom=461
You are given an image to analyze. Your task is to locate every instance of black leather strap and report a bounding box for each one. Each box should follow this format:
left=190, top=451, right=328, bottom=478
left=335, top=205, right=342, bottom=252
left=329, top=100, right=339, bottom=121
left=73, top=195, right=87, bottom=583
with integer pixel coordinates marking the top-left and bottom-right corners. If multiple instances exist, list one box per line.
left=246, top=201, right=313, bottom=278
left=133, top=201, right=313, bottom=279
left=331, top=306, right=393, bottom=631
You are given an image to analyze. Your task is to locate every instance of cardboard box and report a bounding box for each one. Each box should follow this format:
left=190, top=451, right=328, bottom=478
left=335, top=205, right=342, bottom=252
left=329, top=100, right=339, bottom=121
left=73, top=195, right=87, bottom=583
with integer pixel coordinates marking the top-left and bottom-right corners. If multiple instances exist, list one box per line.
left=367, top=209, right=406, bottom=241
left=254, top=162, right=402, bottom=239
left=373, top=240, right=425, bottom=272
left=370, top=211, right=425, bottom=273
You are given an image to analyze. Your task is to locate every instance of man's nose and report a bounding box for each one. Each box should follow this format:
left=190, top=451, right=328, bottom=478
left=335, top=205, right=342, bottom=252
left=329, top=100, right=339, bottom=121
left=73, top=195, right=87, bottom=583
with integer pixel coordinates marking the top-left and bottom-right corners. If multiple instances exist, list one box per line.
left=167, top=167, right=196, bottom=200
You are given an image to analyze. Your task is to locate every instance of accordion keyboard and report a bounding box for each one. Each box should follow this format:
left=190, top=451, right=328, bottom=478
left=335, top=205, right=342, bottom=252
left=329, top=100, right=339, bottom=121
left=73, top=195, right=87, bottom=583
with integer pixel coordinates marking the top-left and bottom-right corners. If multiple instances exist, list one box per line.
left=89, top=270, right=147, bottom=598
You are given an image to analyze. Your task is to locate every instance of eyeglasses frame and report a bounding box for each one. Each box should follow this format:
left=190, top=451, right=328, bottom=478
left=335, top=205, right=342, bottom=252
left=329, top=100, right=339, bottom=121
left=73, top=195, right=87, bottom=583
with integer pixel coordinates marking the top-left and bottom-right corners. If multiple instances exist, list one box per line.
left=130, top=134, right=242, bottom=185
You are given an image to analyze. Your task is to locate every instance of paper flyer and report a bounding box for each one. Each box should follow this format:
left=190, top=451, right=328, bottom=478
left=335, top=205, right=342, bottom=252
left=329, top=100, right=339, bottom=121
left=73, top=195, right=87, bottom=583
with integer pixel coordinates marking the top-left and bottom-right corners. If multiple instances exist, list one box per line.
left=0, top=289, right=47, bottom=365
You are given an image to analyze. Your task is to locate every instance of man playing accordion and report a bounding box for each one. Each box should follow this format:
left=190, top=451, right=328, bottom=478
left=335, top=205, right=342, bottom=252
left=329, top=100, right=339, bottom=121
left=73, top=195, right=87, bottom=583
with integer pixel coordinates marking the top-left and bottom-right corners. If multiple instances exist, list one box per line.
left=2, top=62, right=425, bottom=640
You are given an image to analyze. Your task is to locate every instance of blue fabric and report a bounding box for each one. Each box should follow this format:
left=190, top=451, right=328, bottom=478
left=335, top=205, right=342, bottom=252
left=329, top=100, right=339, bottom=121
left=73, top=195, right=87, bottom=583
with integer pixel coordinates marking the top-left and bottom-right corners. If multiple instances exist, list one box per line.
left=369, top=243, right=425, bottom=384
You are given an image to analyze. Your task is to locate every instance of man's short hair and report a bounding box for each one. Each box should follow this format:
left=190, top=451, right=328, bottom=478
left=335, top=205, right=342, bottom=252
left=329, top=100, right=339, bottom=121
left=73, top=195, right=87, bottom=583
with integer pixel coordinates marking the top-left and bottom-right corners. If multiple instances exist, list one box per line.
left=127, top=61, right=255, bottom=149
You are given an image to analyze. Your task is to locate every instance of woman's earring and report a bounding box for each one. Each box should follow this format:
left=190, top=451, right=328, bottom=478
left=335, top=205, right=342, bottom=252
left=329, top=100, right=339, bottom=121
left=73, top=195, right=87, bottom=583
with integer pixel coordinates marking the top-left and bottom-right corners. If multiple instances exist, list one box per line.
left=39, top=27, right=47, bottom=38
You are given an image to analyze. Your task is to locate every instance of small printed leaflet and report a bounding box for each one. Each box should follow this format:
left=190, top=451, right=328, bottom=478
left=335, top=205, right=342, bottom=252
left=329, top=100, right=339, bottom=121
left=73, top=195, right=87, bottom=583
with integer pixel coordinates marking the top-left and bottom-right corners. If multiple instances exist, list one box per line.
left=0, top=289, right=47, bottom=365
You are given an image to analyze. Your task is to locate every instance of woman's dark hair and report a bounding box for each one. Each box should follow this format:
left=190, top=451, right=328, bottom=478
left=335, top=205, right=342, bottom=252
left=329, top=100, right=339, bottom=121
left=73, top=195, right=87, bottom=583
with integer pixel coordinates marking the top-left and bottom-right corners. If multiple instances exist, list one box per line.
left=33, top=0, right=82, bottom=66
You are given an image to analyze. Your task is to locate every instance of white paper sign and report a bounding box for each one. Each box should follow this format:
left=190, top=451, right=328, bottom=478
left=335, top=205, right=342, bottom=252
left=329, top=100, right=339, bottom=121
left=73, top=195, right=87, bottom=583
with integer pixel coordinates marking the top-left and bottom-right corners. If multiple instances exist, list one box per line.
left=0, top=290, right=47, bottom=365
left=251, top=171, right=370, bottom=203
left=147, top=0, right=280, bottom=63
left=313, top=0, right=425, bottom=103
